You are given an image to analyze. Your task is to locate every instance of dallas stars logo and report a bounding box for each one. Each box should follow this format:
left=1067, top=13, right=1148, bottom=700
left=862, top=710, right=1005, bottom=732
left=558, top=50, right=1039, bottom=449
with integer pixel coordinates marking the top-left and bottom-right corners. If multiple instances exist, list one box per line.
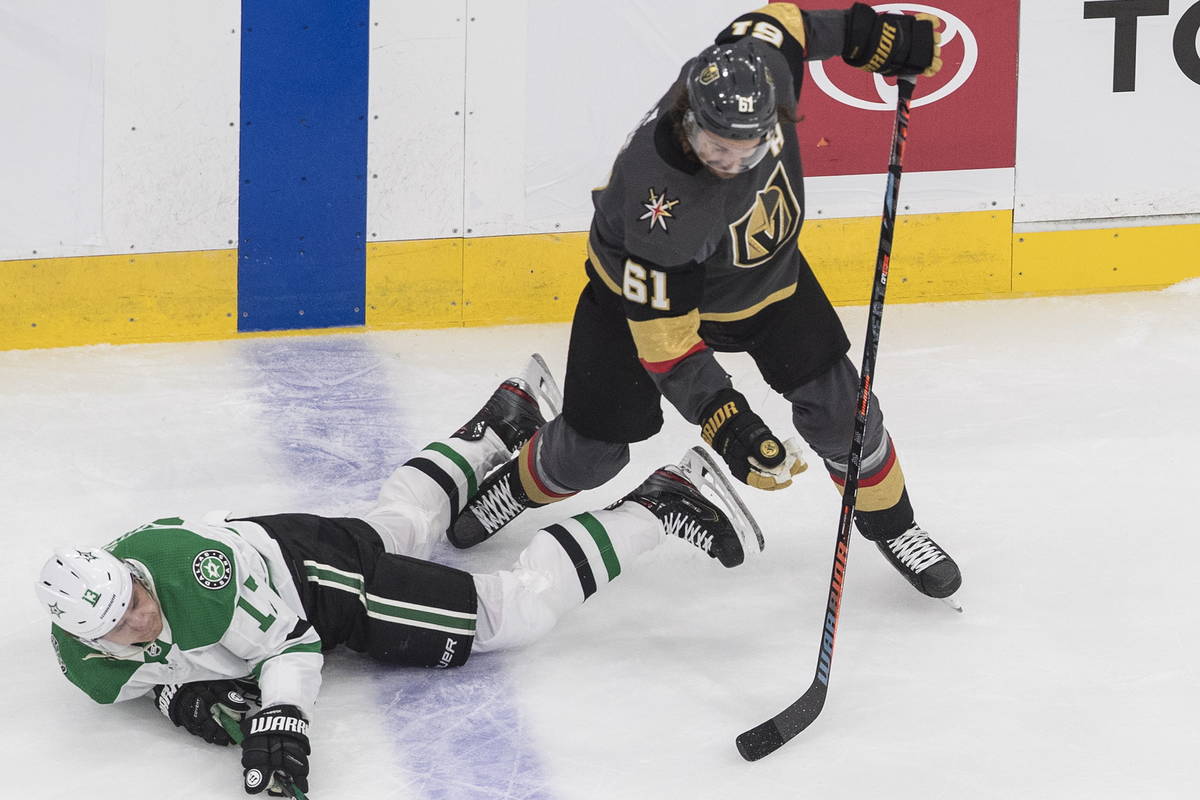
left=639, top=187, right=680, bottom=232
left=192, top=549, right=232, bottom=590
left=76, top=550, right=99, bottom=562
left=48, top=602, right=65, bottom=618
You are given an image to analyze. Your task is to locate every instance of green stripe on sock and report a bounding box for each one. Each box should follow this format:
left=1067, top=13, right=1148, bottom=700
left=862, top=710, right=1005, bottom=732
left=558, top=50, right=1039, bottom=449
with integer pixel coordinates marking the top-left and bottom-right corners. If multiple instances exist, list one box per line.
left=425, top=441, right=478, bottom=498
left=574, top=512, right=621, bottom=582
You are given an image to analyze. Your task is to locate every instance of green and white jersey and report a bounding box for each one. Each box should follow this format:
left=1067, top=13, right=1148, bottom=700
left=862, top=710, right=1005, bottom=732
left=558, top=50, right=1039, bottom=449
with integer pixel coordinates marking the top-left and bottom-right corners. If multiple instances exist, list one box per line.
left=50, top=513, right=324, bottom=718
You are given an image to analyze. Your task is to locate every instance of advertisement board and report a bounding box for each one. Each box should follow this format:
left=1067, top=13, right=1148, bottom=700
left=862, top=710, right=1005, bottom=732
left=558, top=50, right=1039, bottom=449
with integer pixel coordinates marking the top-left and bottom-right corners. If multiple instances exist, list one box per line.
left=786, top=0, right=1018, bottom=179
left=1015, top=1, right=1200, bottom=223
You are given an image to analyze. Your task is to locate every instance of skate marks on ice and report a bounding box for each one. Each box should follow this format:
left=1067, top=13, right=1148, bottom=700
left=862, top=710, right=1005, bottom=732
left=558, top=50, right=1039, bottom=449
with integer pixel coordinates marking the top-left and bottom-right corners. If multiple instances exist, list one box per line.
left=376, top=656, right=554, bottom=800
left=242, top=335, right=555, bottom=799
left=242, top=336, right=414, bottom=510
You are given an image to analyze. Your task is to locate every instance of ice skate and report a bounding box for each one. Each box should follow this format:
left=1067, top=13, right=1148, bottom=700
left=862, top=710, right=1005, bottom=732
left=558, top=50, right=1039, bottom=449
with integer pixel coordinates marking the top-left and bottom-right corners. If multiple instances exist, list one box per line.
left=446, top=355, right=562, bottom=549
left=447, top=456, right=536, bottom=548
left=616, top=447, right=762, bottom=568
left=875, top=522, right=962, bottom=607
left=452, top=353, right=562, bottom=453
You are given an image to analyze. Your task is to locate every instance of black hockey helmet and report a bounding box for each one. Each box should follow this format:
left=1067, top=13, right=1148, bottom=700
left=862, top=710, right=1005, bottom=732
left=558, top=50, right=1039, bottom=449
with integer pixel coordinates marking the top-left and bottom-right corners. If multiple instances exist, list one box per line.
left=685, top=39, right=777, bottom=141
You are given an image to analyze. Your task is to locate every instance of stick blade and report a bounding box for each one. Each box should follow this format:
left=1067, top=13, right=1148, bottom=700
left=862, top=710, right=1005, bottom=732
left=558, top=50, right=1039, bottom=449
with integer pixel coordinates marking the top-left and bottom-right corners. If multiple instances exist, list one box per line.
left=736, top=680, right=828, bottom=762
left=736, top=720, right=785, bottom=762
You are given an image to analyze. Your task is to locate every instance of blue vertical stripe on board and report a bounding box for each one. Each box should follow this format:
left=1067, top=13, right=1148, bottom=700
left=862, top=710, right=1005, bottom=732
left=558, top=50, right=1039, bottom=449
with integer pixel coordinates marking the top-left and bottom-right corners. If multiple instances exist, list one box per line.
left=238, top=1, right=369, bottom=332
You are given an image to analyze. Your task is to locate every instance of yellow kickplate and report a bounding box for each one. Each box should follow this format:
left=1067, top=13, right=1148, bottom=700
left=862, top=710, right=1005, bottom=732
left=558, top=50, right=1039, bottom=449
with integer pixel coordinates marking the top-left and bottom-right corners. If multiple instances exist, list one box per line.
left=1013, top=223, right=1200, bottom=295
left=462, top=232, right=588, bottom=327
left=803, top=210, right=1014, bottom=305
left=366, top=238, right=464, bottom=329
left=0, top=250, right=236, bottom=350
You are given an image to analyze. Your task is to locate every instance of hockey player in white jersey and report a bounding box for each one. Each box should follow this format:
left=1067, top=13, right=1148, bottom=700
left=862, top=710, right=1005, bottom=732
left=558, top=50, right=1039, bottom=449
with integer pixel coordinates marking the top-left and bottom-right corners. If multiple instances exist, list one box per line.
left=35, top=355, right=759, bottom=797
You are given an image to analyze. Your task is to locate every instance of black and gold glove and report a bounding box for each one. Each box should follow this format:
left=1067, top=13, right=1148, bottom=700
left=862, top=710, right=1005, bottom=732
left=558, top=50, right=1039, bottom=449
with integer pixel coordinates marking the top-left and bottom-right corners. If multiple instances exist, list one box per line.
left=843, top=3, right=943, bottom=77
left=700, top=389, right=806, bottom=491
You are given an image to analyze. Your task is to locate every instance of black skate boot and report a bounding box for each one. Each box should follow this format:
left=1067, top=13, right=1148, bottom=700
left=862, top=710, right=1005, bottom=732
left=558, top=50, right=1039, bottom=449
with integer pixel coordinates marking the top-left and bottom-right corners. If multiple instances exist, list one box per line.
left=617, top=448, right=761, bottom=568
left=874, top=522, right=962, bottom=599
left=447, top=455, right=542, bottom=548
left=446, top=355, right=563, bottom=549
left=452, top=353, right=560, bottom=452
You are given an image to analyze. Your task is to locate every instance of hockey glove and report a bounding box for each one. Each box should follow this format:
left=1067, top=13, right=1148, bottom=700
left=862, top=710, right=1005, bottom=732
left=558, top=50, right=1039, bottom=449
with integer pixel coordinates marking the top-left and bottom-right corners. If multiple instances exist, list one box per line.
left=700, top=389, right=806, bottom=491
left=843, top=3, right=943, bottom=77
left=154, top=680, right=253, bottom=746
left=241, top=704, right=310, bottom=796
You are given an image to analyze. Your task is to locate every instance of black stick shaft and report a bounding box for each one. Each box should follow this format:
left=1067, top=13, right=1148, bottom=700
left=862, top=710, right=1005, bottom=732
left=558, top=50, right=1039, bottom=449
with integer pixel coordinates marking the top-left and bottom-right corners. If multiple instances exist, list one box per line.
left=736, top=75, right=916, bottom=762
left=824, top=75, right=915, bottom=682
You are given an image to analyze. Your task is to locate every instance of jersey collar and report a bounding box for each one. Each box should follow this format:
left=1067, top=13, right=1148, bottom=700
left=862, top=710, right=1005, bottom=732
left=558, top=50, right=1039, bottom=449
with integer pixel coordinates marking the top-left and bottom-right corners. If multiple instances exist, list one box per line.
left=654, top=111, right=704, bottom=175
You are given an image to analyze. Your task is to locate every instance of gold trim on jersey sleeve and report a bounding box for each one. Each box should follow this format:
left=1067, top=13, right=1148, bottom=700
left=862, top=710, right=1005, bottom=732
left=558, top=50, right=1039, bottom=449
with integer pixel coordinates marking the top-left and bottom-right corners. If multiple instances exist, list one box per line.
left=627, top=311, right=703, bottom=364
left=746, top=4, right=807, bottom=49
left=587, top=239, right=624, bottom=296
left=698, top=282, right=796, bottom=323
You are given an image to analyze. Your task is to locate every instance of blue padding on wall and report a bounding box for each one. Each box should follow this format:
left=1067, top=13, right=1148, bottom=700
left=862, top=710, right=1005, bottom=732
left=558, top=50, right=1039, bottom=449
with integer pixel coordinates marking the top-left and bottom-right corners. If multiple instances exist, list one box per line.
left=238, top=1, right=369, bottom=332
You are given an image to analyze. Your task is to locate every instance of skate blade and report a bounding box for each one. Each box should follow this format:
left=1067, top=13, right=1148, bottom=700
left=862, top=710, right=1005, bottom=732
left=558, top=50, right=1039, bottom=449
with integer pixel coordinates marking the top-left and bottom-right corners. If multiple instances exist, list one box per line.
left=518, top=353, right=563, bottom=418
left=679, top=446, right=765, bottom=552
left=941, top=594, right=964, bottom=613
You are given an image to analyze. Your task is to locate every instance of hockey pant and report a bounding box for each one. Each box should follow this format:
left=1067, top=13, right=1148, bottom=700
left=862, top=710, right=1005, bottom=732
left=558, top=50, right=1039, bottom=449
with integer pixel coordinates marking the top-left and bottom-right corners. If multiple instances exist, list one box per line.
left=362, top=429, right=664, bottom=653
left=530, top=356, right=914, bottom=540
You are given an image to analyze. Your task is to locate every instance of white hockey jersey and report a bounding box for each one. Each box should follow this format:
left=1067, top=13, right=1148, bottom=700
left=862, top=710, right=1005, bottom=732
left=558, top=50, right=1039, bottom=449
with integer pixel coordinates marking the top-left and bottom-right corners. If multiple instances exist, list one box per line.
left=49, top=514, right=324, bottom=718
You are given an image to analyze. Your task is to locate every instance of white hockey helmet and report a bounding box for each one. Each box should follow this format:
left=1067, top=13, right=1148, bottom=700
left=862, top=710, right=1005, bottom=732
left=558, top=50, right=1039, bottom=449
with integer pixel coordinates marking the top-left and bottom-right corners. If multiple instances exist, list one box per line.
left=35, top=548, right=133, bottom=640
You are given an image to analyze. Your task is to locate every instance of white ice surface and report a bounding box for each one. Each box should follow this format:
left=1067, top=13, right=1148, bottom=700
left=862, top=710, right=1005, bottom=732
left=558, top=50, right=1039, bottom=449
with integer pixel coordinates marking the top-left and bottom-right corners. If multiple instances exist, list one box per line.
left=3, top=285, right=1198, bottom=799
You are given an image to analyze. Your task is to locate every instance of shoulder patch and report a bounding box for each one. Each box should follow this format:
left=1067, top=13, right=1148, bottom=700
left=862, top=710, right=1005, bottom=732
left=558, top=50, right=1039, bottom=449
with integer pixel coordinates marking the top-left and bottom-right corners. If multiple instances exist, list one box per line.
left=639, top=187, right=681, bottom=232
left=193, top=549, right=233, bottom=590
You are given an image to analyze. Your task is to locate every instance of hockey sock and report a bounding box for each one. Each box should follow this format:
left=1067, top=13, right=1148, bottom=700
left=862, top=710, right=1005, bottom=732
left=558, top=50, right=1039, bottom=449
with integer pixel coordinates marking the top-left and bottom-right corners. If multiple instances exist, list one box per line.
left=514, top=433, right=578, bottom=505
left=855, top=487, right=916, bottom=541
left=826, top=434, right=906, bottom=514
left=365, top=434, right=509, bottom=556
left=471, top=504, right=660, bottom=652
left=535, top=503, right=661, bottom=608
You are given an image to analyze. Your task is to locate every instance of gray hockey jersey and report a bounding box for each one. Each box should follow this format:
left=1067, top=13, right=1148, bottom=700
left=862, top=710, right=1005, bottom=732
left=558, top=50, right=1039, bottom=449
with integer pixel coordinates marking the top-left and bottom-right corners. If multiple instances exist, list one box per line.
left=586, top=4, right=850, bottom=422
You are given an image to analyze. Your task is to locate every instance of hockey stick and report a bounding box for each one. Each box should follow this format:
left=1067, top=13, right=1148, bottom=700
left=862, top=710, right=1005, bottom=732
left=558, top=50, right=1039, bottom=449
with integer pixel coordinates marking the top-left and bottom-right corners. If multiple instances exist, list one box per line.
left=214, top=706, right=309, bottom=800
left=735, top=74, right=918, bottom=762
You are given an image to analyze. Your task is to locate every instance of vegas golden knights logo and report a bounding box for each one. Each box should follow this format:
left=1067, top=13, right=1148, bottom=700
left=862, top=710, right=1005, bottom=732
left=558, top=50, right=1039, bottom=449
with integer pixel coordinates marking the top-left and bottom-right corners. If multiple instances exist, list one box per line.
left=729, top=162, right=800, bottom=269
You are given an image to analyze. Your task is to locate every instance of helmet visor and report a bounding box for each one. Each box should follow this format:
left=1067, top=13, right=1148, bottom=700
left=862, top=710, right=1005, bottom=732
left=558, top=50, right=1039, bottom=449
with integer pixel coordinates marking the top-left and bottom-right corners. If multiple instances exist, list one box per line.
left=684, top=111, right=771, bottom=176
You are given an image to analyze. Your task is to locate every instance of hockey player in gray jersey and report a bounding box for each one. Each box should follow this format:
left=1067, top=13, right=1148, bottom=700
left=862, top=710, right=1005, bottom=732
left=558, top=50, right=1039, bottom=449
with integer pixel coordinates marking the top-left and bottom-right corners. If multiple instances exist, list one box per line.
left=452, top=4, right=961, bottom=602
left=35, top=356, right=759, bottom=797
